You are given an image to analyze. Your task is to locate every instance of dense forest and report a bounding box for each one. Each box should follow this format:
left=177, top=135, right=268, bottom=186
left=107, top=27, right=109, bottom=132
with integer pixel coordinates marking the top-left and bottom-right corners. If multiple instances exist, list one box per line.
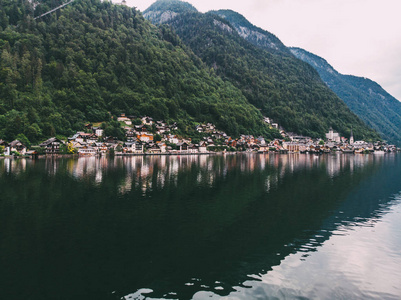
left=0, top=0, right=280, bottom=144
left=144, top=0, right=380, bottom=141
left=291, top=47, right=401, bottom=145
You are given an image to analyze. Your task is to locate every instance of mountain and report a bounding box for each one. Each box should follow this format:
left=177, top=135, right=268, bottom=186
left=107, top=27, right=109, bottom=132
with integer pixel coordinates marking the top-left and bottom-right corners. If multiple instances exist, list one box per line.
left=144, top=0, right=379, bottom=140
left=143, top=0, right=197, bottom=24
left=0, top=0, right=278, bottom=143
left=209, top=9, right=290, bottom=56
left=291, top=47, right=401, bottom=145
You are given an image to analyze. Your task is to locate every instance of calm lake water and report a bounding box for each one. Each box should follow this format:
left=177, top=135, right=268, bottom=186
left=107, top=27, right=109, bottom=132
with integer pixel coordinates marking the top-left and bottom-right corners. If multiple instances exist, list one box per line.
left=1, top=153, right=401, bottom=300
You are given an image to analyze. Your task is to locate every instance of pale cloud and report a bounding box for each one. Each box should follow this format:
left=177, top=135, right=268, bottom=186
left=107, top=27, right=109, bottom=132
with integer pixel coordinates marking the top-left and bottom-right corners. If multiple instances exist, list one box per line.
left=126, top=0, right=401, bottom=100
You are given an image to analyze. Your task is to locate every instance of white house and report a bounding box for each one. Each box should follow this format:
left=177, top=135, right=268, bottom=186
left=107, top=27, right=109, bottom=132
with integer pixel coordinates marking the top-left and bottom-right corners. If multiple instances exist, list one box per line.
left=117, top=114, right=132, bottom=125
left=326, top=128, right=341, bottom=143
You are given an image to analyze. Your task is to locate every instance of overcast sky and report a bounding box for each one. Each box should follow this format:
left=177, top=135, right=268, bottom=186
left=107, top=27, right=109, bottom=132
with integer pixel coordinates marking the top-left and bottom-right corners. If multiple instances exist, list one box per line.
left=125, top=0, right=401, bottom=100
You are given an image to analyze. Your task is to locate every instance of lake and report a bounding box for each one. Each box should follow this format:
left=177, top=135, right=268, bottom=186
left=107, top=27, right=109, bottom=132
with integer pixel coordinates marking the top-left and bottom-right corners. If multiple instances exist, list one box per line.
left=1, top=153, right=401, bottom=299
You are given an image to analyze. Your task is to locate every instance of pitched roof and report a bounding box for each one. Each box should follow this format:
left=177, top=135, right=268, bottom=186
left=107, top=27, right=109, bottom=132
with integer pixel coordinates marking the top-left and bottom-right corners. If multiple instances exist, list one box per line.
left=39, top=137, right=63, bottom=147
left=10, top=140, right=25, bottom=147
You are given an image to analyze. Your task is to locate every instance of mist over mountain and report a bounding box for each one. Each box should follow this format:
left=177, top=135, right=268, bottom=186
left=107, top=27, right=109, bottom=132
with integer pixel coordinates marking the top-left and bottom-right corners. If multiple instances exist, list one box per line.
left=291, top=47, right=401, bottom=145
left=144, top=0, right=378, bottom=140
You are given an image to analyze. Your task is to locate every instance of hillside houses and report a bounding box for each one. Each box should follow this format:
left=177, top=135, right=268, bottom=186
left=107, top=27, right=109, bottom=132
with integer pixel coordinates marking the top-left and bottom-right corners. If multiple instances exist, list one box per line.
left=1, top=114, right=398, bottom=157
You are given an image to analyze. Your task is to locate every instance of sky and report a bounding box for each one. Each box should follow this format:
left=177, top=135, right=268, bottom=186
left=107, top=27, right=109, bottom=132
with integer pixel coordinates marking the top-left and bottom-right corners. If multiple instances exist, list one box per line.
left=125, top=0, right=401, bottom=100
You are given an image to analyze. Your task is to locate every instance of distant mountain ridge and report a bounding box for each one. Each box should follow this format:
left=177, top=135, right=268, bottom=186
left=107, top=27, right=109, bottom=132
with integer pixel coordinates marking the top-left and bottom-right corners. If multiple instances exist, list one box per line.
left=209, top=10, right=290, bottom=56
left=291, top=47, right=401, bottom=145
left=144, top=0, right=379, bottom=140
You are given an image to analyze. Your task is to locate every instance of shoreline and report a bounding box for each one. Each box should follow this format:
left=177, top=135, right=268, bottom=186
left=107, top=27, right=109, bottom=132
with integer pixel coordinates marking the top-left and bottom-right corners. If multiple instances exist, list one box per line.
left=1, top=150, right=398, bottom=159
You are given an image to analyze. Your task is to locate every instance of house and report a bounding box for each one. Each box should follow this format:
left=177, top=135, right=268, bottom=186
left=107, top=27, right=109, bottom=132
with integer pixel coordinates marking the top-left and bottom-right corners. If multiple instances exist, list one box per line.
left=257, top=137, right=266, bottom=146
left=196, top=125, right=203, bottom=133
left=68, top=132, right=92, bottom=144
left=177, top=142, right=189, bottom=153
left=93, top=127, right=104, bottom=137
left=86, top=134, right=98, bottom=144
left=9, top=140, right=27, bottom=155
left=123, top=141, right=143, bottom=154
left=326, top=127, right=341, bottom=143
left=78, top=146, right=97, bottom=156
left=71, top=141, right=86, bottom=149
left=199, top=141, right=208, bottom=153
left=283, top=142, right=300, bottom=152
left=290, top=135, right=311, bottom=143
left=39, top=137, right=64, bottom=154
left=156, top=125, right=168, bottom=135
left=141, top=116, right=153, bottom=126
left=168, top=135, right=180, bottom=145
left=117, top=113, right=132, bottom=125
left=148, top=145, right=161, bottom=154
left=259, top=145, right=269, bottom=152
left=156, top=142, right=167, bottom=153
left=187, top=144, right=198, bottom=154
left=137, top=133, right=154, bottom=143
left=93, top=142, right=108, bottom=154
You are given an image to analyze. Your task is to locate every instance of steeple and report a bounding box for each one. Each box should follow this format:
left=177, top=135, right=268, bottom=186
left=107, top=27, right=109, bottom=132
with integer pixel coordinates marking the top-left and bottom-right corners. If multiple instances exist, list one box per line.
left=350, top=128, right=354, bottom=144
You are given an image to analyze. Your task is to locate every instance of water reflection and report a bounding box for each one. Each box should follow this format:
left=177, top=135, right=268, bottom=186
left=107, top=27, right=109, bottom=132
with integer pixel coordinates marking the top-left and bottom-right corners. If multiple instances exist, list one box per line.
left=0, top=153, right=400, bottom=300
left=1, top=153, right=381, bottom=189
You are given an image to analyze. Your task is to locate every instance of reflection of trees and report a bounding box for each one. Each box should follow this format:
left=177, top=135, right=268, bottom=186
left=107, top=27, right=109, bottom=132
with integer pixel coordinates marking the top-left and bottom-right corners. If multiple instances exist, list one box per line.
left=0, top=154, right=396, bottom=300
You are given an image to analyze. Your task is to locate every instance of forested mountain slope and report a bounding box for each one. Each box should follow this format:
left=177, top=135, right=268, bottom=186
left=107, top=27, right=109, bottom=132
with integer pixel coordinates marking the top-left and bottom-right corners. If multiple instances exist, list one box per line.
left=144, top=0, right=379, bottom=140
left=291, top=47, right=401, bottom=145
left=210, top=9, right=290, bottom=56
left=0, top=0, right=276, bottom=143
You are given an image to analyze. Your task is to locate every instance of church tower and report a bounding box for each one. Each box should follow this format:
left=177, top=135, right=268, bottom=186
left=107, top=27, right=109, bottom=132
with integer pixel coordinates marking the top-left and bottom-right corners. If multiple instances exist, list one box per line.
left=350, top=128, right=354, bottom=145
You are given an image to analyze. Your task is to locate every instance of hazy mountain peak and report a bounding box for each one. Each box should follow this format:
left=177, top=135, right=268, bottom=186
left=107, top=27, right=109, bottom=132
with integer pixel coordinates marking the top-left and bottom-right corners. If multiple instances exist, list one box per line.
left=143, top=0, right=197, bottom=24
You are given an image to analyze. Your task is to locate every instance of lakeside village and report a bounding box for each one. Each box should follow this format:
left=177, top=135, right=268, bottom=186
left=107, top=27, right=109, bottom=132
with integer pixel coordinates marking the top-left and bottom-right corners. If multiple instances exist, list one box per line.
left=0, top=115, right=399, bottom=157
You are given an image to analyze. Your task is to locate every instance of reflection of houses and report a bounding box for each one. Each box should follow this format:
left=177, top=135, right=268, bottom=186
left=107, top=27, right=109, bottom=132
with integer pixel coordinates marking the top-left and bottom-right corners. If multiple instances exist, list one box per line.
left=39, top=137, right=64, bottom=154
left=9, top=140, right=27, bottom=155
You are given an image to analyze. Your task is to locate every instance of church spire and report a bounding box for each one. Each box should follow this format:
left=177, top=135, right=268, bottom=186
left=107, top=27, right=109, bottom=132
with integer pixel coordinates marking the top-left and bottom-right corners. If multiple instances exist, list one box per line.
left=350, top=127, right=354, bottom=144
